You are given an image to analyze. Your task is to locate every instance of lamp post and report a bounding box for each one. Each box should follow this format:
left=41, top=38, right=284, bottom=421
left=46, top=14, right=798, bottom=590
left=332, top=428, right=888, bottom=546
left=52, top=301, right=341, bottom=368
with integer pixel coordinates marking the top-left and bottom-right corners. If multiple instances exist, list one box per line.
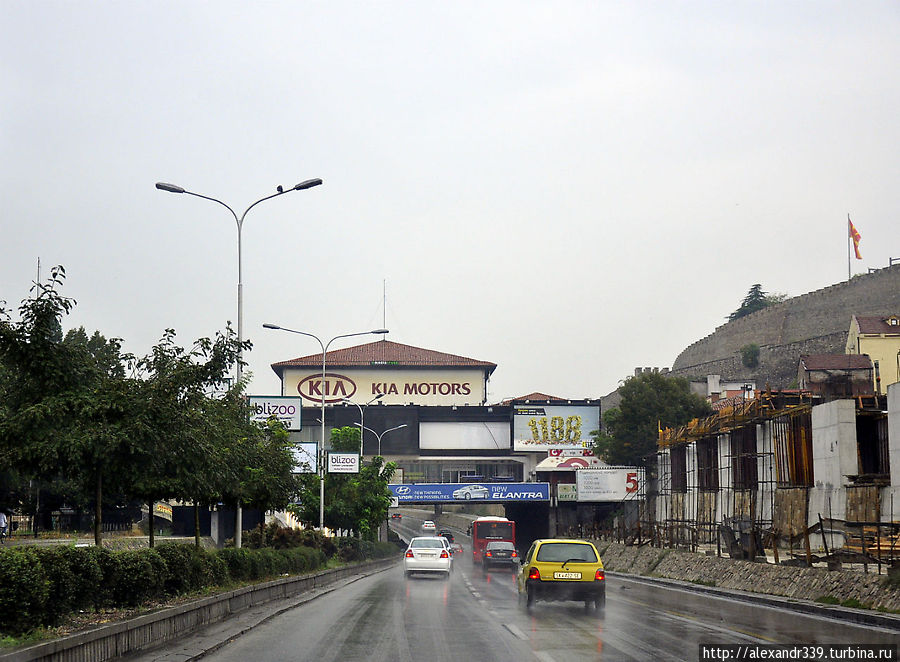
left=263, top=323, right=388, bottom=530
left=156, top=177, right=321, bottom=548
left=342, top=394, right=384, bottom=455
left=353, top=423, right=408, bottom=458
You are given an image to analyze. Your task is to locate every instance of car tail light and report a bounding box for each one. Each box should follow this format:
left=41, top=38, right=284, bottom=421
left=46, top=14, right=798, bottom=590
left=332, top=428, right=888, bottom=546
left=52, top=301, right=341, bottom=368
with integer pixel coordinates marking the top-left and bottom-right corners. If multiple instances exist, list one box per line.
left=405, top=550, right=414, bottom=558
left=528, top=567, right=541, bottom=580
left=440, top=550, right=449, bottom=559
left=485, top=551, right=492, bottom=557
left=595, top=569, right=605, bottom=581
left=511, top=551, right=518, bottom=558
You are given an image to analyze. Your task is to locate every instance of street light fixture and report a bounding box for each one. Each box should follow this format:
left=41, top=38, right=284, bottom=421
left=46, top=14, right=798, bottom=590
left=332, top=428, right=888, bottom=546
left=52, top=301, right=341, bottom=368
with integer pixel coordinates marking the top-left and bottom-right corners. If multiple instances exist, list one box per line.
left=353, top=423, right=408, bottom=458
left=342, top=394, right=385, bottom=455
left=155, top=177, right=322, bottom=548
left=263, top=323, right=389, bottom=530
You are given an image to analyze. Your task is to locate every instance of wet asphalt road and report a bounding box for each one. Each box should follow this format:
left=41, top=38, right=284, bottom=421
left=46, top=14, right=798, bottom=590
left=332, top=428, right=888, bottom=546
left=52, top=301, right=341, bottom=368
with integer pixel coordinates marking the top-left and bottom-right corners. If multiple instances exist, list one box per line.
left=200, top=517, right=898, bottom=662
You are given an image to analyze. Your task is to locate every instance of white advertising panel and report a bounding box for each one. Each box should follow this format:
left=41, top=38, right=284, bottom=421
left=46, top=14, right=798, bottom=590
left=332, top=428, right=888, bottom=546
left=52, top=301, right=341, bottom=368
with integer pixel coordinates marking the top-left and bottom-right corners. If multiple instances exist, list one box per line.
left=282, top=368, right=486, bottom=406
left=513, top=405, right=600, bottom=452
left=327, top=452, right=360, bottom=474
left=419, top=422, right=510, bottom=450
left=291, top=443, right=318, bottom=474
left=249, top=396, right=302, bottom=429
left=575, top=468, right=645, bottom=502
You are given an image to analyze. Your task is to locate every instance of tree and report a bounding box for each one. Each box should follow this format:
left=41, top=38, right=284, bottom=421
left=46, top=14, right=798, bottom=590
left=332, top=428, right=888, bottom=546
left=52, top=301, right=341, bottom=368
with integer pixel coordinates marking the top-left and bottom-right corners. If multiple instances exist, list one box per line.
left=592, top=371, right=711, bottom=469
left=727, top=284, right=786, bottom=321
left=289, top=426, right=395, bottom=539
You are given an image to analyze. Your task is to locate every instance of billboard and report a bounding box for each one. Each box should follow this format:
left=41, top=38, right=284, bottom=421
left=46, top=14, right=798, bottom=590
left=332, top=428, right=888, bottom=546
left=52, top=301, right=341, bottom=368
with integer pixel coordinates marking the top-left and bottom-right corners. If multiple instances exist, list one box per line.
left=389, top=482, right=549, bottom=503
left=419, top=421, right=510, bottom=450
left=291, top=443, right=318, bottom=474
left=249, top=396, right=302, bottom=430
left=575, top=468, right=645, bottom=502
left=513, top=405, right=600, bottom=452
left=327, top=452, right=360, bottom=474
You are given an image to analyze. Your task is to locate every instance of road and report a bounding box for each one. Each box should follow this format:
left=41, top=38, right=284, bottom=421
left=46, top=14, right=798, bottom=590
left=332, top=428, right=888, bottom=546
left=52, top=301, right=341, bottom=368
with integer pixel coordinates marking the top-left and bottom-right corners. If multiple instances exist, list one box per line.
left=199, top=514, right=898, bottom=662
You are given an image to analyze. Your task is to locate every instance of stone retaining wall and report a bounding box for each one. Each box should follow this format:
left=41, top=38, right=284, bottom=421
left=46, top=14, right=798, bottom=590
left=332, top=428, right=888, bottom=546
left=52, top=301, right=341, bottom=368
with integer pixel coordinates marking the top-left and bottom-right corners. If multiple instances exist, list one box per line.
left=596, top=541, right=900, bottom=612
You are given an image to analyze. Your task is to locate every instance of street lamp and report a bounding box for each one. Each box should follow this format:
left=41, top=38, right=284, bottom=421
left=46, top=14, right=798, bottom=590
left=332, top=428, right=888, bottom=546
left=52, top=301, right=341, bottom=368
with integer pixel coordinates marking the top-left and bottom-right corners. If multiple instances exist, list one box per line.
left=263, top=323, right=388, bottom=530
left=156, top=178, right=321, bottom=548
left=342, top=394, right=385, bottom=454
left=353, top=423, right=408, bottom=457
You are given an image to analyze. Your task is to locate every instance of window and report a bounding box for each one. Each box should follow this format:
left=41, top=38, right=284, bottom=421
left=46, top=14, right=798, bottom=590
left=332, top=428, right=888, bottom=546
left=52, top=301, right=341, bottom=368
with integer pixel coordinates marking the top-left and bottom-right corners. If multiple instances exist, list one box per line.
left=773, top=411, right=813, bottom=487
left=671, top=445, right=687, bottom=492
left=731, top=426, right=758, bottom=490
left=697, top=437, right=719, bottom=490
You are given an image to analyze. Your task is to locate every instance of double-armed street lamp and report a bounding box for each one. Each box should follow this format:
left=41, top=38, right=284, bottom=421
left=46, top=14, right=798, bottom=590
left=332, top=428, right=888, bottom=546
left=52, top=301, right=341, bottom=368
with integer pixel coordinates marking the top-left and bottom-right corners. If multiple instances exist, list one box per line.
left=155, top=177, right=322, bottom=548
left=354, top=423, right=408, bottom=458
left=342, top=394, right=385, bottom=454
left=262, top=323, right=388, bottom=530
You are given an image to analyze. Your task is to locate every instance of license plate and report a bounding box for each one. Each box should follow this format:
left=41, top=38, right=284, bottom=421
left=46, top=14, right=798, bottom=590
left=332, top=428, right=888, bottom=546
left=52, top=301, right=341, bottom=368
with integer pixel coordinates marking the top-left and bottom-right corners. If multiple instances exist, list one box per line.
left=554, top=572, right=581, bottom=579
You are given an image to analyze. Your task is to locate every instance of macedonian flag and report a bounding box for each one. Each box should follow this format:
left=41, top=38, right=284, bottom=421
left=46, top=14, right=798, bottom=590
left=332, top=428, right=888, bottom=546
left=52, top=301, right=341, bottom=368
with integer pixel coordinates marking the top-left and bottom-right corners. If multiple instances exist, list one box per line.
left=849, top=216, right=862, bottom=259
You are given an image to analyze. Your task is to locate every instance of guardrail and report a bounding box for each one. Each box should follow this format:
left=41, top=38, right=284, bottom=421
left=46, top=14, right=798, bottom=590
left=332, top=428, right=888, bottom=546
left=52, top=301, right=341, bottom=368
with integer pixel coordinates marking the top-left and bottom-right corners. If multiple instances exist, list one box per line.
left=1, top=556, right=397, bottom=662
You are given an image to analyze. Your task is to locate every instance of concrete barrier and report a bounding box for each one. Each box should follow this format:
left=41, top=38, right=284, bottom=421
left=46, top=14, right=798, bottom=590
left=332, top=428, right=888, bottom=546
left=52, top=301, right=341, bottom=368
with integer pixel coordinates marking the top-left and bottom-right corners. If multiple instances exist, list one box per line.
left=1, top=557, right=397, bottom=662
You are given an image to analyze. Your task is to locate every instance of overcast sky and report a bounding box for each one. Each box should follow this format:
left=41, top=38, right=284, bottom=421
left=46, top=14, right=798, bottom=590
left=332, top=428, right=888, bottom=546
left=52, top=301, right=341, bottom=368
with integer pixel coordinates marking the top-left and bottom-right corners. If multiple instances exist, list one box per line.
left=2, top=2, right=898, bottom=403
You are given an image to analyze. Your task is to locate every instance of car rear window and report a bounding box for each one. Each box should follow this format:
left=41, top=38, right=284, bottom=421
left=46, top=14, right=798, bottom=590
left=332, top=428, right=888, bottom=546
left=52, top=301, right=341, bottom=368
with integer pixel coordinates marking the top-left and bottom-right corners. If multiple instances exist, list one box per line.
left=487, top=542, right=515, bottom=550
left=535, top=542, right=597, bottom=563
left=411, top=539, right=444, bottom=548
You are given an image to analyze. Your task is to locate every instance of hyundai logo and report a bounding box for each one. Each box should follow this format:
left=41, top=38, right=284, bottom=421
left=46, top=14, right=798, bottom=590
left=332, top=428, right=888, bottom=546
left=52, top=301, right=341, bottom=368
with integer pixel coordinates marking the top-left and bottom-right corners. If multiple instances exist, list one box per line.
left=396, top=486, right=411, bottom=495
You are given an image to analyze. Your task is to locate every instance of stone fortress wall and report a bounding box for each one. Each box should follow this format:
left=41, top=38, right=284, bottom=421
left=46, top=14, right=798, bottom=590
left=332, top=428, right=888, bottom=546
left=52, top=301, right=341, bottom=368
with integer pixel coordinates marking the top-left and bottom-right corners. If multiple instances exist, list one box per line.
left=670, top=264, right=900, bottom=388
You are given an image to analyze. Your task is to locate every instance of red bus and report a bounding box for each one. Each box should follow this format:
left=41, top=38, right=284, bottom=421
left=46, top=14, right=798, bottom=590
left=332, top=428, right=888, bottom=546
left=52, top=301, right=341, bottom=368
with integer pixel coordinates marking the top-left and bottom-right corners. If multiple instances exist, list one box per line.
left=471, top=516, right=515, bottom=563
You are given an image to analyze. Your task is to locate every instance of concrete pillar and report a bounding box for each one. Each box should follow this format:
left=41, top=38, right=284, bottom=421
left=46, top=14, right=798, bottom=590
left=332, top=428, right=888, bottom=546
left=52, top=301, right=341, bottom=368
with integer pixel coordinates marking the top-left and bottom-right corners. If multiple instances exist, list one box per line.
left=810, top=399, right=857, bottom=523
left=886, top=383, right=900, bottom=518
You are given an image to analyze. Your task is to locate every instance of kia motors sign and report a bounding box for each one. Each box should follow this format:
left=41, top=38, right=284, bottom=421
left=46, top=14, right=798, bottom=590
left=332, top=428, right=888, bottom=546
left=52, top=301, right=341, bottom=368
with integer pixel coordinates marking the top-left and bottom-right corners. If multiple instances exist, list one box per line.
left=249, top=396, right=301, bottom=429
left=297, top=373, right=357, bottom=404
left=327, top=452, right=359, bottom=474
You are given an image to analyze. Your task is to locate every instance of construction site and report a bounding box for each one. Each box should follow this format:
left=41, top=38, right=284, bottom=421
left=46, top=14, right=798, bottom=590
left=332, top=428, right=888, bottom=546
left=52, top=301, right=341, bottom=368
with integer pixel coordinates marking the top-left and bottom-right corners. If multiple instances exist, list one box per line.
left=609, top=382, right=900, bottom=576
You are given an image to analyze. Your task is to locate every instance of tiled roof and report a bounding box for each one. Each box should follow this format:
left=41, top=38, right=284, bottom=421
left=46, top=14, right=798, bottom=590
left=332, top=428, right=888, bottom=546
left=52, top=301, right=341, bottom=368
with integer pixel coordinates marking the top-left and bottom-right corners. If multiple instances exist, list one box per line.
left=855, top=315, right=900, bottom=335
left=271, top=340, right=496, bottom=375
left=500, top=393, right=570, bottom=404
left=799, top=354, right=873, bottom=371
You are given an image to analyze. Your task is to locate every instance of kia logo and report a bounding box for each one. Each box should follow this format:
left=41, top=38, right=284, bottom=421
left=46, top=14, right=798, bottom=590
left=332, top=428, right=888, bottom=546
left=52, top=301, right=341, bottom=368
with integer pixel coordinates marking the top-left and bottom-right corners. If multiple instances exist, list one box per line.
left=296, top=373, right=357, bottom=404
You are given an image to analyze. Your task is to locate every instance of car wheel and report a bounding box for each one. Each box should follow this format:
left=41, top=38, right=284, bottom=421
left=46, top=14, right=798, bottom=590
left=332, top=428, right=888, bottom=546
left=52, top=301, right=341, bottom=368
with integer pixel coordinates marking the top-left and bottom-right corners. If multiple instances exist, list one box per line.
left=444, top=570, right=451, bottom=580
left=526, top=587, right=535, bottom=610
left=596, top=595, right=606, bottom=612
left=464, top=493, right=471, bottom=500
left=405, top=570, right=412, bottom=578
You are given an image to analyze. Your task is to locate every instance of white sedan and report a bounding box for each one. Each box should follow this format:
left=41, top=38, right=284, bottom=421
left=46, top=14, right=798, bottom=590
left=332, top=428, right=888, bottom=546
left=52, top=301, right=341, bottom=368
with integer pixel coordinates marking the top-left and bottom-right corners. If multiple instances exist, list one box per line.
left=404, top=536, right=452, bottom=578
left=421, top=520, right=437, bottom=532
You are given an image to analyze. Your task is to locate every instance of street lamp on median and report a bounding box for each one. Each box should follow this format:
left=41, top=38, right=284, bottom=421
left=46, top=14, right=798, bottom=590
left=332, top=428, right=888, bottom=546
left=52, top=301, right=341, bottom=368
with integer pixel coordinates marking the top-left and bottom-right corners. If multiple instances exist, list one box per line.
left=262, top=323, right=389, bottom=530
left=155, top=177, right=322, bottom=548
left=342, top=394, right=385, bottom=455
left=353, top=423, right=408, bottom=458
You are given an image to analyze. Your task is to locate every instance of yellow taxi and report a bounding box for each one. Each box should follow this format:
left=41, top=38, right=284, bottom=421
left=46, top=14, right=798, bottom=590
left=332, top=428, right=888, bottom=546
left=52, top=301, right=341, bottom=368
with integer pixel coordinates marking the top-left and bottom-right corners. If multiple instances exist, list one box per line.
left=516, top=538, right=605, bottom=611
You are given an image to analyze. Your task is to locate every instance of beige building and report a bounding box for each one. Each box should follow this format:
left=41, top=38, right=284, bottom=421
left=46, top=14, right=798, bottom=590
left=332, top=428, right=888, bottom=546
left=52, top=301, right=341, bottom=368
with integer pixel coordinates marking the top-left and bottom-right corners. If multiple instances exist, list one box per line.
left=270, top=339, right=496, bottom=407
left=845, top=314, right=900, bottom=393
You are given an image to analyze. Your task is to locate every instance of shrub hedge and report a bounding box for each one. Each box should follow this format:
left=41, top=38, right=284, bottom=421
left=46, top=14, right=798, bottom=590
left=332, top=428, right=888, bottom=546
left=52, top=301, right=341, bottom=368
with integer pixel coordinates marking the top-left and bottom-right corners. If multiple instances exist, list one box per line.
left=0, top=541, right=334, bottom=636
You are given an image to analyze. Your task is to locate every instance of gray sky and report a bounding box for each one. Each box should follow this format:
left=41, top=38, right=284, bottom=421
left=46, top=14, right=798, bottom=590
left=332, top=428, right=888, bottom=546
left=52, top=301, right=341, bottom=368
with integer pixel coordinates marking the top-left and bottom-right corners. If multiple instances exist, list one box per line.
left=2, top=2, right=898, bottom=403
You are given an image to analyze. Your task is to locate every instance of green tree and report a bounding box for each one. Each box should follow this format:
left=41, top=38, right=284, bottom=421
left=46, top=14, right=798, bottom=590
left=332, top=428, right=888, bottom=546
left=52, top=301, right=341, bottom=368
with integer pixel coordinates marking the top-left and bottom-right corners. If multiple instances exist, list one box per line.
left=290, top=426, right=394, bottom=539
left=727, top=284, right=786, bottom=321
left=592, top=372, right=711, bottom=469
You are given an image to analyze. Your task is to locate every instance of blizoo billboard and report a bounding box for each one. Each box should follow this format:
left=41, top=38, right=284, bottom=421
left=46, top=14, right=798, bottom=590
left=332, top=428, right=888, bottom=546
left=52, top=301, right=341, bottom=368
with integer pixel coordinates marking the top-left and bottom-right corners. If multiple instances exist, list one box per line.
left=513, top=405, right=600, bottom=452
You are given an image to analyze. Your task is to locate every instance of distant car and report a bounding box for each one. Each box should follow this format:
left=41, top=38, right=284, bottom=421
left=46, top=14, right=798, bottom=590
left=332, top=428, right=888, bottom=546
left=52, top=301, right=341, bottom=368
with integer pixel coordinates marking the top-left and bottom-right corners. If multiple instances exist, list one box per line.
left=421, top=520, right=436, bottom=533
left=438, top=529, right=455, bottom=544
left=404, top=536, right=452, bottom=578
left=482, top=541, right=518, bottom=572
left=390, top=513, right=402, bottom=520
left=452, top=484, right=490, bottom=500
left=517, top=539, right=605, bottom=612
left=450, top=542, right=464, bottom=556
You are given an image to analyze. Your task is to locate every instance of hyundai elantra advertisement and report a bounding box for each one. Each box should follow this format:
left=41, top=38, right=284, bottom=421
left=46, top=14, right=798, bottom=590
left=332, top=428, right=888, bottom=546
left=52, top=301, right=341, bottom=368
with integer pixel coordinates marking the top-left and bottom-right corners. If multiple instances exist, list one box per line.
left=389, top=482, right=549, bottom=503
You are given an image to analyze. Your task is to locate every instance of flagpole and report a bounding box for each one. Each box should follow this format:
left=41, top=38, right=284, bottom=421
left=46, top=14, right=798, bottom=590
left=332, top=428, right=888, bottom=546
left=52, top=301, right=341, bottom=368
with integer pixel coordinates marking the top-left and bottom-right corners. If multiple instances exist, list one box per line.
left=847, top=214, right=851, bottom=281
